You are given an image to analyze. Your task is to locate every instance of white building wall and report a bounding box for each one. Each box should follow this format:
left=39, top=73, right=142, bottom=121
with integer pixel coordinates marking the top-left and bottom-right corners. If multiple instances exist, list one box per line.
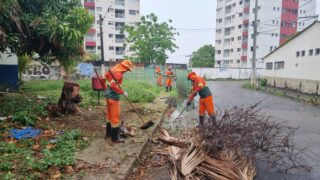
left=298, top=0, right=317, bottom=31
left=263, top=22, right=320, bottom=94
left=83, top=0, right=140, bottom=62
left=215, top=0, right=317, bottom=69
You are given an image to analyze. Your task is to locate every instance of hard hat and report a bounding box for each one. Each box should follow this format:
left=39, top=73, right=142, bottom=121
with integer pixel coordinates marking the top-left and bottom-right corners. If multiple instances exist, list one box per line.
left=187, top=72, right=197, bottom=80
left=121, top=60, right=134, bottom=71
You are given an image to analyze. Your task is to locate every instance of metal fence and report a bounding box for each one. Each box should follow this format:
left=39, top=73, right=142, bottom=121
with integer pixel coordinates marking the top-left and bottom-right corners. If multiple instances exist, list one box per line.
left=124, top=67, right=191, bottom=98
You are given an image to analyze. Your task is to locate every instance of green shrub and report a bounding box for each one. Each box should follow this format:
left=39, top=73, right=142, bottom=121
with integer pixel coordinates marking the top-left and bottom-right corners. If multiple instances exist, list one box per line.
left=259, top=79, right=267, bottom=87
left=12, top=111, right=36, bottom=126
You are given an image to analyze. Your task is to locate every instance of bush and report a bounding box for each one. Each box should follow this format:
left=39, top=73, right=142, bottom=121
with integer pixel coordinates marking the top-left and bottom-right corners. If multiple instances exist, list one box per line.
left=122, top=81, right=161, bottom=103
left=12, top=111, right=36, bottom=126
left=259, top=79, right=267, bottom=87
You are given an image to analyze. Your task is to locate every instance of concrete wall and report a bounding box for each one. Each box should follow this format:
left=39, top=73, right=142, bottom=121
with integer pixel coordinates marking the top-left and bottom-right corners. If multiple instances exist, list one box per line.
left=192, top=67, right=263, bottom=80
left=22, top=62, right=64, bottom=81
left=0, top=52, right=18, bottom=91
left=263, top=22, right=320, bottom=95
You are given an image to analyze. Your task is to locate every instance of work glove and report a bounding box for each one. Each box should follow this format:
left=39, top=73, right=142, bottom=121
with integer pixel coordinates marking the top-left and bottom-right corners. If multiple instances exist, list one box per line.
left=186, top=101, right=192, bottom=107
left=123, top=91, right=128, bottom=98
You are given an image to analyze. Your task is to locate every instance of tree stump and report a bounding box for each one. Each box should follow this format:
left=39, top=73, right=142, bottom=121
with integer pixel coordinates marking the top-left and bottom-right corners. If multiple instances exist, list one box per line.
left=58, top=81, right=82, bottom=114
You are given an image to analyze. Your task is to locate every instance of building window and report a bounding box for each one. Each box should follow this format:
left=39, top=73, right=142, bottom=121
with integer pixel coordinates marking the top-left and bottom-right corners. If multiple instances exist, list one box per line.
left=266, top=62, right=273, bottom=70
left=108, top=21, right=114, bottom=25
left=109, top=34, right=113, bottom=38
left=86, top=46, right=95, bottom=50
left=296, top=51, right=300, bottom=57
left=97, top=46, right=101, bottom=50
left=129, top=10, right=137, bottom=15
left=237, top=48, right=241, bottom=52
left=274, top=61, right=284, bottom=70
left=316, top=48, right=320, bottom=55
left=109, top=46, right=114, bottom=50
left=237, top=60, right=240, bottom=63
left=97, top=33, right=100, bottom=37
left=309, top=49, right=313, bottom=56
left=301, top=50, right=305, bottom=57
left=239, top=13, right=243, bottom=17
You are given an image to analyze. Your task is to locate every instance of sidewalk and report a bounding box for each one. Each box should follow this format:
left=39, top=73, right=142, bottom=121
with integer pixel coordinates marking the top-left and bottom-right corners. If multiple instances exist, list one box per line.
left=72, top=93, right=171, bottom=179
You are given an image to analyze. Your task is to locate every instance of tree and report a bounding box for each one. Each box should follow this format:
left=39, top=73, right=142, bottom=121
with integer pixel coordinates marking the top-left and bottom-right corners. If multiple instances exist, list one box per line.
left=190, top=45, right=215, bottom=67
left=123, top=13, right=178, bottom=65
left=0, top=0, right=93, bottom=67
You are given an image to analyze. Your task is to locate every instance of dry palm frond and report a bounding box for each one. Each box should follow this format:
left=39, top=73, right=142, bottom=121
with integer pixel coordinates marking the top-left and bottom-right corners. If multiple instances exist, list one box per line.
left=180, top=145, right=205, bottom=177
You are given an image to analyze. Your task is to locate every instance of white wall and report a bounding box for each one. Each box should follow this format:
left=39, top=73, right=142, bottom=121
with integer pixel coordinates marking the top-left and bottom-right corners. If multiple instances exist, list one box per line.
left=263, top=22, right=320, bottom=81
left=0, top=51, right=18, bottom=65
left=192, top=67, right=262, bottom=80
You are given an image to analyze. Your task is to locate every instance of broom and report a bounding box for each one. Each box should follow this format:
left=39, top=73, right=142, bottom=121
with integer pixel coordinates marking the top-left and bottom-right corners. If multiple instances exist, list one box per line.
left=94, top=68, right=154, bottom=130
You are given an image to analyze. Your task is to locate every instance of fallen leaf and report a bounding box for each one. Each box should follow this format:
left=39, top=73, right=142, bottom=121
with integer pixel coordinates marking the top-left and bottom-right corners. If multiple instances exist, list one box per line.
left=46, top=144, right=56, bottom=150
left=33, top=144, right=40, bottom=151
left=64, top=166, right=74, bottom=174
left=50, top=170, right=61, bottom=180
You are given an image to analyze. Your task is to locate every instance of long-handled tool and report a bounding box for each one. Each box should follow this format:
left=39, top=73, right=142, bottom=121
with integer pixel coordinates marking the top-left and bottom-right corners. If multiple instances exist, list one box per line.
left=94, top=68, right=155, bottom=130
left=175, top=104, right=188, bottom=120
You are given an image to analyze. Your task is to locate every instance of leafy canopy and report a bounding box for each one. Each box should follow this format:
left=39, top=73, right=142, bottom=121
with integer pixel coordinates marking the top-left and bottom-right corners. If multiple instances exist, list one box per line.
left=123, top=13, right=178, bottom=65
left=190, top=45, right=215, bottom=67
left=0, top=0, right=93, bottom=61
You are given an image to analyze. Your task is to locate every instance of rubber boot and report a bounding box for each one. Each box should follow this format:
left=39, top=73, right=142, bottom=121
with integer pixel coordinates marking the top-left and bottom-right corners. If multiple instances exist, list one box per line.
left=199, top=116, right=204, bottom=126
left=165, top=86, right=169, bottom=92
left=111, top=127, right=125, bottom=143
left=210, top=115, right=217, bottom=126
left=169, top=86, right=172, bottom=91
left=105, top=123, right=111, bottom=138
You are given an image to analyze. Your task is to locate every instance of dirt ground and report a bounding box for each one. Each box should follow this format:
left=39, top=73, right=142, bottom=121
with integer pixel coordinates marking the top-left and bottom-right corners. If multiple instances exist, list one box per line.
left=50, top=94, right=171, bottom=179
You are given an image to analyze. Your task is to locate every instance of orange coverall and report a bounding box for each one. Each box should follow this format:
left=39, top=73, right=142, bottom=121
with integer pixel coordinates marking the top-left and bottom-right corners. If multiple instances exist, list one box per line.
left=166, top=70, right=174, bottom=87
left=155, top=67, right=162, bottom=86
left=188, top=73, right=215, bottom=117
left=105, top=64, right=127, bottom=128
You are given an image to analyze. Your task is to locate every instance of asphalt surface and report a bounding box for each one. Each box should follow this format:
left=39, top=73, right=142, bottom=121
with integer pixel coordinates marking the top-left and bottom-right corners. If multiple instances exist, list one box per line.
left=207, top=81, right=320, bottom=180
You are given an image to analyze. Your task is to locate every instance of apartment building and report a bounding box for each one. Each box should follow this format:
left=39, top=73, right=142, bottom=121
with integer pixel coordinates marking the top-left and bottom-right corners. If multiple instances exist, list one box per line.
left=215, top=0, right=317, bottom=68
left=82, top=0, right=140, bottom=62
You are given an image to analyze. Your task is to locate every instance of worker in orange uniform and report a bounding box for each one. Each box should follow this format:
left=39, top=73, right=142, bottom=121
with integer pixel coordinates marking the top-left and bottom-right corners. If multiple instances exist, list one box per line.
left=165, top=66, right=174, bottom=92
left=105, top=60, right=133, bottom=143
left=154, top=66, right=162, bottom=86
left=186, top=72, right=216, bottom=126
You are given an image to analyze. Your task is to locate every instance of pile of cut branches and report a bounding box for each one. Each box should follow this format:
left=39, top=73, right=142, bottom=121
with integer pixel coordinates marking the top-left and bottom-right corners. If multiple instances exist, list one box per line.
left=156, top=104, right=311, bottom=179
left=202, top=104, right=311, bottom=174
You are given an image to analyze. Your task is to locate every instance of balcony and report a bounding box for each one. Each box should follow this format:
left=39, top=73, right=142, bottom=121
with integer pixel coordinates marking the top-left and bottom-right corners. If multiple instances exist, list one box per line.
left=115, top=0, right=125, bottom=6
left=115, top=22, right=125, bottom=31
left=242, top=43, right=248, bottom=49
left=241, top=56, right=247, bottom=61
left=115, top=9, right=125, bottom=18
left=88, top=28, right=96, bottom=34
left=242, top=31, right=248, bottom=37
left=85, top=41, right=96, bottom=46
left=116, top=51, right=124, bottom=55
left=243, top=6, right=250, bottom=13
left=84, top=1, right=95, bottom=8
left=243, top=19, right=249, bottom=24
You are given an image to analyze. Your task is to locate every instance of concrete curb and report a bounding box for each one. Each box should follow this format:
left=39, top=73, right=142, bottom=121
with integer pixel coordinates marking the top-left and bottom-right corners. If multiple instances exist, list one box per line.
left=120, top=105, right=172, bottom=179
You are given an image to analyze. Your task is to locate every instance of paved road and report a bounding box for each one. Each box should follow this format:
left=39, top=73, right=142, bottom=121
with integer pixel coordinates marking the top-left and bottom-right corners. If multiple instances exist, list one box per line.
left=206, top=81, right=320, bottom=180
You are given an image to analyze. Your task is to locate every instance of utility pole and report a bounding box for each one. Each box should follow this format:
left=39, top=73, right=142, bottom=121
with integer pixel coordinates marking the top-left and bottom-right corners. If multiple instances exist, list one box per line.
left=99, top=14, right=105, bottom=78
left=251, top=0, right=258, bottom=85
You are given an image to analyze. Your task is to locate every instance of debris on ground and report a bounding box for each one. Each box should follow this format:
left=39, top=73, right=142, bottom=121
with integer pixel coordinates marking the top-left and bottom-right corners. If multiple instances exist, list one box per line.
left=10, top=126, right=42, bottom=140
left=130, top=103, right=312, bottom=180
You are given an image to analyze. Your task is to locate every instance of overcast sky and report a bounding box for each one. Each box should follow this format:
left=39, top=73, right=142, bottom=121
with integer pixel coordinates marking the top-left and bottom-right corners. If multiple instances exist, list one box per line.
left=141, top=0, right=320, bottom=64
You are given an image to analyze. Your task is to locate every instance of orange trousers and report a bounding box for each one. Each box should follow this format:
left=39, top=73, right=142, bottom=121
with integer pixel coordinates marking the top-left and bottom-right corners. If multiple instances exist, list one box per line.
left=166, top=78, right=172, bottom=87
left=199, top=95, right=215, bottom=116
left=157, top=76, right=162, bottom=86
left=106, top=99, right=121, bottom=127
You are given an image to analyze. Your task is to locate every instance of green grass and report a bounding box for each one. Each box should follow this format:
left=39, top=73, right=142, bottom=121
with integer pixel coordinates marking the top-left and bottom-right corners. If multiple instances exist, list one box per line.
left=243, top=82, right=285, bottom=97
left=0, top=130, right=87, bottom=179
